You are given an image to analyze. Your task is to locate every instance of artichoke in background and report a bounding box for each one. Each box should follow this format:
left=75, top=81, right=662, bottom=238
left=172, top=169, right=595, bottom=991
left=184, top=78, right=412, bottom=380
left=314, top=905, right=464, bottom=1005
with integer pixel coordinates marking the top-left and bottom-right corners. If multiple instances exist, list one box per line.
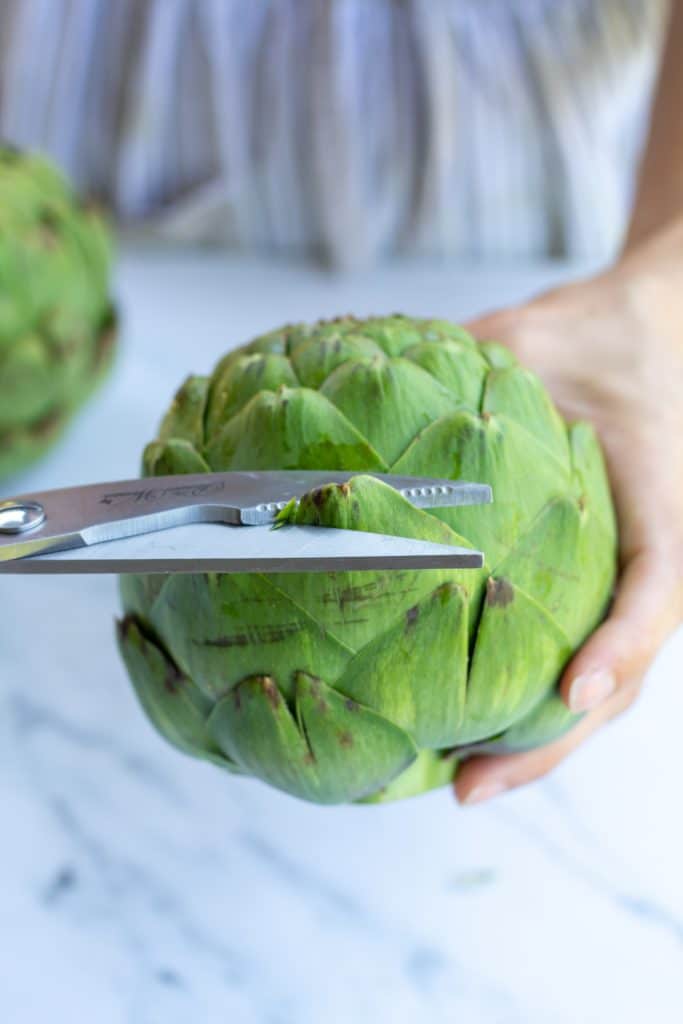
left=118, top=316, right=617, bottom=804
left=0, top=145, right=116, bottom=479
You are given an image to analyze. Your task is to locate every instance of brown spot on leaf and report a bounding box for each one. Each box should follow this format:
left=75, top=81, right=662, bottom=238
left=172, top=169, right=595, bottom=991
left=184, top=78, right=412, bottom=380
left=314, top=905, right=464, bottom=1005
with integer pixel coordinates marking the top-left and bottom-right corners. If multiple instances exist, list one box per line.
left=344, top=698, right=360, bottom=713
left=486, top=577, right=515, bottom=608
left=30, top=407, right=64, bottom=441
left=258, top=676, right=281, bottom=710
left=94, top=307, right=118, bottom=369
left=164, top=664, right=184, bottom=695
left=204, top=633, right=245, bottom=649
left=338, top=730, right=354, bottom=748
left=119, top=615, right=186, bottom=696
left=338, top=482, right=350, bottom=497
left=306, top=676, right=329, bottom=714
left=38, top=207, right=60, bottom=247
left=200, top=622, right=302, bottom=648
left=303, top=751, right=316, bottom=766
left=406, top=605, right=419, bottom=629
left=333, top=581, right=380, bottom=610
left=117, top=615, right=135, bottom=643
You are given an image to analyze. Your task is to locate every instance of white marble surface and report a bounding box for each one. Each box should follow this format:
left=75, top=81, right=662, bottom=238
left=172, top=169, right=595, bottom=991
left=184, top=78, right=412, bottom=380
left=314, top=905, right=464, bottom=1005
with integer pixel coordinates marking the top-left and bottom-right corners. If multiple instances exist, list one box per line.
left=1, top=251, right=681, bottom=1023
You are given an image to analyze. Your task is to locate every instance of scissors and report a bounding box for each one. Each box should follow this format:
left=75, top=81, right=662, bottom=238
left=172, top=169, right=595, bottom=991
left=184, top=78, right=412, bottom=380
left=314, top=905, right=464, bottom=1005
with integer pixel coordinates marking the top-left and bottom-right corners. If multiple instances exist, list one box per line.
left=0, top=471, right=492, bottom=574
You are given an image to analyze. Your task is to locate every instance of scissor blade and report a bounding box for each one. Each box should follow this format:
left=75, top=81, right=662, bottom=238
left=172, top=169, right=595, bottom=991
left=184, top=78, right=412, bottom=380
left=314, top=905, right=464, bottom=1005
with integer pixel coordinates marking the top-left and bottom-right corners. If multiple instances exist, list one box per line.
left=0, top=471, right=492, bottom=564
left=0, top=523, right=483, bottom=574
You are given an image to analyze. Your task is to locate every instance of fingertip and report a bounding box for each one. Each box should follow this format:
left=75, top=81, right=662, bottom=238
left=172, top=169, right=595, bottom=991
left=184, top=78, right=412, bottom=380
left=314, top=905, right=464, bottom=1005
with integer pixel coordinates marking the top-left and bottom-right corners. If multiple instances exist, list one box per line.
left=463, top=309, right=507, bottom=340
left=454, top=751, right=525, bottom=806
left=457, top=779, right=509, bottom=806
left=560, top=552, right=680, bottom=712
left=454, top=684, right=638, bottom=804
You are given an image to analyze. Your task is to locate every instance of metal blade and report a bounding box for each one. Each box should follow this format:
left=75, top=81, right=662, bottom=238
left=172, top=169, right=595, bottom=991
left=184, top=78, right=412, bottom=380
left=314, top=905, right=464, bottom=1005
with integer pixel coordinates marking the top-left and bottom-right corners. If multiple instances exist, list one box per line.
left=0, top=522, right=484, bottom=574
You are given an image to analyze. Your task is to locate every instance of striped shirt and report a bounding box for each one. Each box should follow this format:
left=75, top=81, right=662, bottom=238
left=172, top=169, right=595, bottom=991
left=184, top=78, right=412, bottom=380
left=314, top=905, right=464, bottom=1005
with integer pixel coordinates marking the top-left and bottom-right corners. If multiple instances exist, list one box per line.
left=0, top=0, right=669, bottom=267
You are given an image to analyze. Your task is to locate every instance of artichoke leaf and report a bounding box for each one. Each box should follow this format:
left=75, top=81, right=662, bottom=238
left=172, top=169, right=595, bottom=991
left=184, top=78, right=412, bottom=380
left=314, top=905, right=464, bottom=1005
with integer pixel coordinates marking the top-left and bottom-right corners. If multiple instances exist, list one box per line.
left=393, top=409, right=570, bottom=568
left=207, top=327, right=292, bottom=390
left=349, top=315, right=425, bottom=356
left=119, top=573, right=171, bottom=622
left=117, top=616, right=238, bottom=771
left=0, top=333, right=55, bottom=428
left=279, top=472, right=465, bottom=545
left=472, top=691, right=580, bottom=754
left=0, top=413, right=70, bottom=478
left=143, top=438, right=211, bottom=476
left=272, top=473, right=485, bottom=652
left=569, top=421, right=618, bottom=542
left=415, top=320, right=478, bottom=348
left=0, top=147, right=115, bottom=478
left=148, top=572, right=353, bottom=701
left=492, top=495, right=615, bottom=647
left=360, top=748, right=458, bottom=803
left=320, top=355, right=456, bottom=466
left=208, top=672, right=416, bottom=804
left=482, top=365, right=570, bottom=466
left=206, top=353, right=299, bottom=433
left=460, top=578, right=573, bottom=743
left=204, top=386, right=388, bottom=472
left=334, top=580, right=469, bottom=748
left=478, top=341, right=517, bottom=369
left=290, top=333, right=383, bottom=389
left=403, top=338, right=488, bottom=410
left=158, top=374, right=210, bottom=446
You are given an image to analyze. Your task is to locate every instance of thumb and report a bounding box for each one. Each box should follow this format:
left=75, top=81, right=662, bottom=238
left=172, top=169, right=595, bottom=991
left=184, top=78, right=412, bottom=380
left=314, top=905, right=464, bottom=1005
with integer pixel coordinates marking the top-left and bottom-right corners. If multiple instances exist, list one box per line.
left=463, top=309, right=514, bottom=341
left=463, top=307, right=530, bottom=360
left=560, top=550, right=682, bottom=713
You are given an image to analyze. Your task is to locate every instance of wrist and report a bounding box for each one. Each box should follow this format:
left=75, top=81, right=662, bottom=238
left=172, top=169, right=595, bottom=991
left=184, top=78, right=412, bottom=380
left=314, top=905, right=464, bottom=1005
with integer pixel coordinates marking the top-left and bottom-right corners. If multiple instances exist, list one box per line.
left=618, top=213, right=683, bottom=271
left=612, top=218, right=683, bottom=346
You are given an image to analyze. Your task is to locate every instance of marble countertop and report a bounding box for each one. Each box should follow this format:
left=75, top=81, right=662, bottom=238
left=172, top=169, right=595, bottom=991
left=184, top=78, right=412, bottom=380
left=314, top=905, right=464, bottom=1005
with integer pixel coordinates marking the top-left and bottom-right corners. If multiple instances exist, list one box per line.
left=1, top=251, right=681, bottom=1023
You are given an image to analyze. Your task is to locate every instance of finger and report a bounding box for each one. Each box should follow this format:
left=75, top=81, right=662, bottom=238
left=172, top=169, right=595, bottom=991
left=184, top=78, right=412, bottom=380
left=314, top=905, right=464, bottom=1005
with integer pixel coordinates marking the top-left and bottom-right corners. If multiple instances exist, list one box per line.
left=464, top=277, right=588, bottom=340
left=464, top=308, right=517, bottom=342
left=560, top=550, right=682, bottom=714
left=454, top=679, right=640, bottom=805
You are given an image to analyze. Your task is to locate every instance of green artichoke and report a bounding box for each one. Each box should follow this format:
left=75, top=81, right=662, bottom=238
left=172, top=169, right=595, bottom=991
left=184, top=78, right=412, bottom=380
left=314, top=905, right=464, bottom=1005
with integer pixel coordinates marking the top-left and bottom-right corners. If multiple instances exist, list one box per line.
left=0, top=145, right=116, bottom=479
left=118, top=315, right=617, bottom=804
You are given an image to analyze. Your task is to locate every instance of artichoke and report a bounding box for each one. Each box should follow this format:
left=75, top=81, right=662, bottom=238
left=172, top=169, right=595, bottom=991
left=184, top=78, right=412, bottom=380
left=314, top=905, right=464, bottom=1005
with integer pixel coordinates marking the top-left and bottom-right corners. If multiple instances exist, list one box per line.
left=0, top=145, right=115, bottom=479
left=118, top=316, right=617, bottom=804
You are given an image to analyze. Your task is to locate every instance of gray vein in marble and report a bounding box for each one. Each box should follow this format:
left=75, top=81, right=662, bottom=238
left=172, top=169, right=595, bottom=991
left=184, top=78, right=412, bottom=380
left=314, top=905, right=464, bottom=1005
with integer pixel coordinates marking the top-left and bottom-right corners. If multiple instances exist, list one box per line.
left=239, top=830, right=520, bottom=1016
left=239, top=831, right=363, bottom=921
left=46, top=796, right=253, bottom=987
left=497, top=798, right=683, bottom=946
left=40, top=801, right=523, bottom=1022
left=8, top=692, right=184, bottom=805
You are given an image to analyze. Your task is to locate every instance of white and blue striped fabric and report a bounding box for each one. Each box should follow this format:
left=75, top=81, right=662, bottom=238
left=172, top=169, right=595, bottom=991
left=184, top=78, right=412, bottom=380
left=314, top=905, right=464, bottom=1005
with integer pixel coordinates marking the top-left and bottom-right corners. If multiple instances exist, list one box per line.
left=0, top=0, right=669, bottom=266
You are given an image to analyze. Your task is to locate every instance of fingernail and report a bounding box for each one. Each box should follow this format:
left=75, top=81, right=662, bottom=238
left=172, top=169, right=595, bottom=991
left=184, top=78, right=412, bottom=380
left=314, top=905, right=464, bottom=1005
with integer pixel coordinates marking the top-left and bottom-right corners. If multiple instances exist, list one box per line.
left=568, top=670, right=616, bottom=713
left=461, top=781, right=508, bottom=806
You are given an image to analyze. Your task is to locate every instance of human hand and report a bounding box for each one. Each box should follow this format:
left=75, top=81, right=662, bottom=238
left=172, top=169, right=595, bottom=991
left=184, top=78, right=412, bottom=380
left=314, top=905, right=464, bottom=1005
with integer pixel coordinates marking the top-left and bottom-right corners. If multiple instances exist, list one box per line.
left=455, top=227, right=683, bottom=804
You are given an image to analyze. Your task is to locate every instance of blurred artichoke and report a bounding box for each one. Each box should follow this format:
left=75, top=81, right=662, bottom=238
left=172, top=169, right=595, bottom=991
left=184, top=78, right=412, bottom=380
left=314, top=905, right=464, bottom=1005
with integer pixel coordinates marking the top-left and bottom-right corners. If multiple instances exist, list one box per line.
left=118, top=316, right=617, bottom=804
left=0, top=145, right=115, bottom=479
